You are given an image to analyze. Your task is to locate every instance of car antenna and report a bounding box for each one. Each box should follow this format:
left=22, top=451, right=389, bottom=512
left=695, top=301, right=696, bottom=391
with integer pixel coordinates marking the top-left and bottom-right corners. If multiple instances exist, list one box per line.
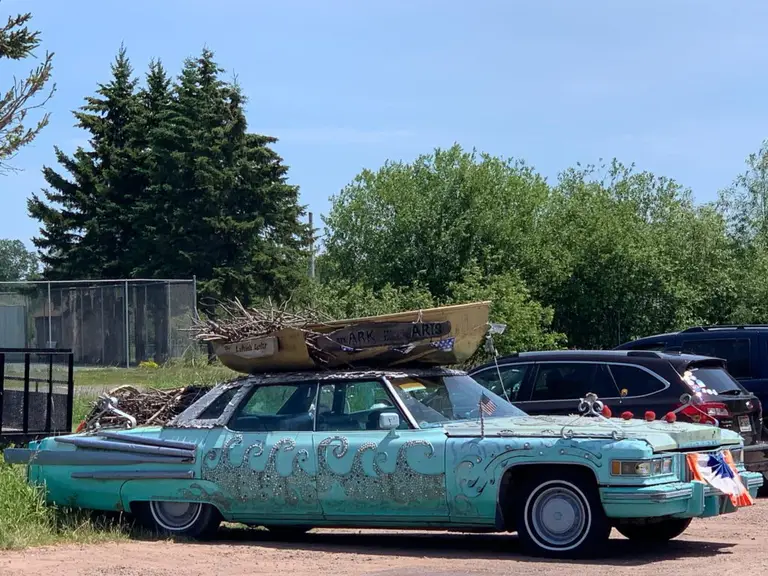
left=485, top=323, right=509, bottom=401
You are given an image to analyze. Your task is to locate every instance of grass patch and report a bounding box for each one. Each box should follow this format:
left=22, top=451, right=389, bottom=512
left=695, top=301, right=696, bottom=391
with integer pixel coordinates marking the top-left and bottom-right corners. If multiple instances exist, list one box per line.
left=0, top=458, right=131, bottom=549
left=4, top=355, right=238, bottom=392
left=72, top=358, right=237, bottom=390
left=72, top=395, right=97, bottom=430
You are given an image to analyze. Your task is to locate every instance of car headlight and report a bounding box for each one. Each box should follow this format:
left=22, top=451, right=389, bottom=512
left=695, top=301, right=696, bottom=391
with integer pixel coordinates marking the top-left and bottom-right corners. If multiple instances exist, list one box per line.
left=611, top=457, right=674, bottom=476
left=730, top=448, right=744, bottom=465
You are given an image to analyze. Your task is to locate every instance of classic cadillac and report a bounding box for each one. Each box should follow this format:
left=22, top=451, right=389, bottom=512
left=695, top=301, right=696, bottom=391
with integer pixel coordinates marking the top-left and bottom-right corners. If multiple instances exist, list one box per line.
left=4, top=368, right=763, bottom=558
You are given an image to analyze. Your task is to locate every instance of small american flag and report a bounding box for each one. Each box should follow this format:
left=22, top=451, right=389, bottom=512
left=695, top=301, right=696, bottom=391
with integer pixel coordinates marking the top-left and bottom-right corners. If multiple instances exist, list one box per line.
left=479, top=392, right=497, bottom=416
left=431, top=337, right=455, bottom=352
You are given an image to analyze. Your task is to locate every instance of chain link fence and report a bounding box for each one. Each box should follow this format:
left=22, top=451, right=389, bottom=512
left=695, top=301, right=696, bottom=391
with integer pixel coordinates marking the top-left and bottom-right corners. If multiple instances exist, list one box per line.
left=0, top=279, right=198, bottom=367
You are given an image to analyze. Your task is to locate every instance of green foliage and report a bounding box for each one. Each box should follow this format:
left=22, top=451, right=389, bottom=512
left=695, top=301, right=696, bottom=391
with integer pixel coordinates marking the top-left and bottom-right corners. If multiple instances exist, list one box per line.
left=27, top=46, right=308, bottom=307
left=322, top=144, right=552, bottom=299
left=445, top=262, right=566, bottom=353
left=320, top=143, right=768, bottom=351
left=0, top=238, right=38, bottom=280
left=0, top=5, right=55, bottom=172
left=0, top=458, right=127, bottom=549
left=299, top=278, right=436, bottom=319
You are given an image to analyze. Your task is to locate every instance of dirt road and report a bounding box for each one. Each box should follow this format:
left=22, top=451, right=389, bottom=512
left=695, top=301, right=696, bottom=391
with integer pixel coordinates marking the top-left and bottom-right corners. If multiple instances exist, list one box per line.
left=2, top=502, right=766, bottom=576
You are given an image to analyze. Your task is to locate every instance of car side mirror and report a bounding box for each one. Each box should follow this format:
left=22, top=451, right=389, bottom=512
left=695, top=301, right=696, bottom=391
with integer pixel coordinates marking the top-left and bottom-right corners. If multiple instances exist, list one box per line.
left=379, top=412, right=400, bottom=430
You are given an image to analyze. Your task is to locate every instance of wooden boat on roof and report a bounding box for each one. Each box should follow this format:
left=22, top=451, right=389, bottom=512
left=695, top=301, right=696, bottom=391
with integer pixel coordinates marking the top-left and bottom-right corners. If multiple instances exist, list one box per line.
left=212, top=301, right=491, bottom=374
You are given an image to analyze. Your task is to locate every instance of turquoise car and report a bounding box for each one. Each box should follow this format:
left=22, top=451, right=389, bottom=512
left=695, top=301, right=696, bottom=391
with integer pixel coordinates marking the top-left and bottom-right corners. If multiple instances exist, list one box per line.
left=4, top=367, right=763, bottom=558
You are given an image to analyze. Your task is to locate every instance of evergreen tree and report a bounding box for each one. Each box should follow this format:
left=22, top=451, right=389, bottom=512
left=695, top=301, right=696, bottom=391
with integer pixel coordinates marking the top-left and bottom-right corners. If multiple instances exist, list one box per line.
left=28, top=46, right=309, bottom=307
left=137, top=49, right=309, bottom=305
left=27, top=46, right=144, bottom=278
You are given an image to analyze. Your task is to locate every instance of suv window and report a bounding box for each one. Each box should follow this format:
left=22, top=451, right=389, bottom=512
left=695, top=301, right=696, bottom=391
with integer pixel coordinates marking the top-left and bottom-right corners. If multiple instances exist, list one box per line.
left=607, top=364, right=666, bottom=397
left=680, top=338, right=752, bottom=379
left=471, top=364, right=529, bottom=402
left=530, top=363, right=618, bottom=401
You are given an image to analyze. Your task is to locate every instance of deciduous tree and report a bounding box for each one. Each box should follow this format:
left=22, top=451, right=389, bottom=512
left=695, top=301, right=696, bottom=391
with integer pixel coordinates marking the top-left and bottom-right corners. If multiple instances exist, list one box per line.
left=0, top=5, right=54, bottom=172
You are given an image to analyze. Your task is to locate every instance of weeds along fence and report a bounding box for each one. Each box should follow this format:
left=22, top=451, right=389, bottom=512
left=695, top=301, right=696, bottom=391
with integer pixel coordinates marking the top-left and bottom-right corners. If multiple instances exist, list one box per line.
left=0, top=279, right=198, bottom=368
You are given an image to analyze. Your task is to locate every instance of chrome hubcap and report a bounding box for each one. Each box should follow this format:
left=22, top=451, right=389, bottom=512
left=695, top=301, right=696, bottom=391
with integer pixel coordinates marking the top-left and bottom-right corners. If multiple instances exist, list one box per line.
left=530, top=485, right=587, bottom=548
left=150, top=501, right=202, bottom=531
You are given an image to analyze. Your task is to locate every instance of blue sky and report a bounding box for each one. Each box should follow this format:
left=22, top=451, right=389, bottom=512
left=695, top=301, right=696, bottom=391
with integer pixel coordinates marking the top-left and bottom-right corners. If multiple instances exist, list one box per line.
left=3, top=0, right=768, bottom=251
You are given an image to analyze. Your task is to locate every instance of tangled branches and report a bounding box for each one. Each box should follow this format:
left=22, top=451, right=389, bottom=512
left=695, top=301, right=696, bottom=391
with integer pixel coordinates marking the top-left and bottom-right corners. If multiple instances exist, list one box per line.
left=189, top=297, right=332, bottom=343
left=82, top=384, right=213, bottom=428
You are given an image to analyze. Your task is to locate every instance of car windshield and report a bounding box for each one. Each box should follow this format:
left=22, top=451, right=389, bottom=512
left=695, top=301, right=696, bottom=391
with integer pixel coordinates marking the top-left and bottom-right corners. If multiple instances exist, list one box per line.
left=680, top=366, right=744, bottom=395
left=389, top=374, right=526, bottom=428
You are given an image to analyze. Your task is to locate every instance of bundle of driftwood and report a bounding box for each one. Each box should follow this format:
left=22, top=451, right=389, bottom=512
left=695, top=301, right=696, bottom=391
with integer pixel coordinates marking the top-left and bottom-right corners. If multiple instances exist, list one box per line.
left=188, top=297, right=339, bottom=366
left=189, top=297, right=331, bottom=344
left=83, top=384, right=213, bottom=428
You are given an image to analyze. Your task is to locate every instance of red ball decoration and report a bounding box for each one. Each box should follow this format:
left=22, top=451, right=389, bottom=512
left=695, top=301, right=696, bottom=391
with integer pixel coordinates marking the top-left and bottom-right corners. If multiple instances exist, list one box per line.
left=664, top=412, right=677, bottom=423
left=644, top=411, right=656, bottom=421
left=601, top=405, right=612, bottom=418
left=621, top=411, right=633, bottom=420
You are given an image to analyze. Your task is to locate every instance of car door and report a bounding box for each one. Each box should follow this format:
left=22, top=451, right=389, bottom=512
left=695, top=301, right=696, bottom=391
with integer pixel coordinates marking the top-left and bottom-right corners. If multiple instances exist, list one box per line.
left=312, top=378, right=449, bottom=523
left=201, top=381, right=322, bottom=523
left=516, top=361, right=619, bottom=415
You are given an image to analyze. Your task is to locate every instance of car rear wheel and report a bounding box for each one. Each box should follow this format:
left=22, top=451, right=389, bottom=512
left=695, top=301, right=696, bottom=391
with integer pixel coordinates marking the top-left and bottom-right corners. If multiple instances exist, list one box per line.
left=138, top=500, right=221, bottom=539
left=614, top=517, right=692, bottom=542
left=514, top=470, right=611, bottom=558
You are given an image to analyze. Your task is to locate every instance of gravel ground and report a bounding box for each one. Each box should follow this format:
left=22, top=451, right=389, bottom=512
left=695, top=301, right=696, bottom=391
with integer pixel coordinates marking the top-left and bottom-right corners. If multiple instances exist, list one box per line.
left=1, top=500, right=766, bottom=576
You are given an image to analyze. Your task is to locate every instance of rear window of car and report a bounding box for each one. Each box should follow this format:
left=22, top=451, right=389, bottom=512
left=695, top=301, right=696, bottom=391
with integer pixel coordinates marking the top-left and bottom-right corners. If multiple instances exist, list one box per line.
left=679, top=367, right=744, bottom=396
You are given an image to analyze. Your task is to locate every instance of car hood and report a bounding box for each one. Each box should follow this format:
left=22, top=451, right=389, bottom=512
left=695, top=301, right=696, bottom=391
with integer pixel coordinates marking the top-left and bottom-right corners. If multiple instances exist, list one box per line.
left=441, top=415, right=743, bottom=452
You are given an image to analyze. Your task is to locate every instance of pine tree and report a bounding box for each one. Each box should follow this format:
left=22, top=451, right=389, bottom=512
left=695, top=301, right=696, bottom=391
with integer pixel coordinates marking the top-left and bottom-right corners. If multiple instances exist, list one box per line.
left=27, top=45, right=144, bottom=278
left=29, top=46, right=309, bottom=308
left=138, top=49, right=309, bottom=305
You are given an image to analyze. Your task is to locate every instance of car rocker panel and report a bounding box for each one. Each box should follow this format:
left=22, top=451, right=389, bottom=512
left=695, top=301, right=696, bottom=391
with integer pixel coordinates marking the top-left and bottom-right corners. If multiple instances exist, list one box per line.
left=4, top=376, right=763, bottom=559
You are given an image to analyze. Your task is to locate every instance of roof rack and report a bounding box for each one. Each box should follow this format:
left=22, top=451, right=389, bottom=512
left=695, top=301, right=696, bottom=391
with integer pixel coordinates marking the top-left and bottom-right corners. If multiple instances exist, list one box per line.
left=625, top=350, right=664, bottom=358
left=681, top=325, right=768, bottom=333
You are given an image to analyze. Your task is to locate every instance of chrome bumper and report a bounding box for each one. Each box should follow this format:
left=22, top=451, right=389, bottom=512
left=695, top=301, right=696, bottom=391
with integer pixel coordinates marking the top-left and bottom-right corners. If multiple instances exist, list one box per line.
left=601, top=470, right=763, bottom=517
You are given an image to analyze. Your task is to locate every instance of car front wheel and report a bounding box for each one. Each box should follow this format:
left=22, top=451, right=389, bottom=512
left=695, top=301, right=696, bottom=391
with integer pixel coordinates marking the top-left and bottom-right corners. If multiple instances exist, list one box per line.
left=614, top=518, right=692, bottom=542
left=137, top=500, right=221, bottom=539
left=514, top=470, right=611, bottom=558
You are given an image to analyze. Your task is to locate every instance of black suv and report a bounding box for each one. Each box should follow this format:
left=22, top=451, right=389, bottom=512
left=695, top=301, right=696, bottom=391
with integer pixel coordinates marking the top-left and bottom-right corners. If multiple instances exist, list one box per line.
left=468, top=350, right=768, bottom=478
left=615, top=325, right=768, bottom=424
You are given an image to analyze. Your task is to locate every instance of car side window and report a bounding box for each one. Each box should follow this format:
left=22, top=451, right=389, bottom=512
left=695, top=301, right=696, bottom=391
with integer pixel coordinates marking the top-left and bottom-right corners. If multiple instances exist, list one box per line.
left=228, top=383, right=317, bottom=432
left=680, top=338, right=752, bottom=379
left=607, top=364, right=666, bottom=397
left=530, top=363, right=618, bottom=401
left=198, top=387, right=239, bottom=420
left=471, top=365, right=529, bottom=402
left=316, top=380, right=408, bottom=431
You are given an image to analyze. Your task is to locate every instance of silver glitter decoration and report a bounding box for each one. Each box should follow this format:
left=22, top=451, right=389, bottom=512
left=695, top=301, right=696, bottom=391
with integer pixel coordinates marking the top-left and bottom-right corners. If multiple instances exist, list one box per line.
left=200, top=433, right=446, bottom=512
left=316, top=436, right=445, bottom=511
left=201, top=434, right=316, bottom=509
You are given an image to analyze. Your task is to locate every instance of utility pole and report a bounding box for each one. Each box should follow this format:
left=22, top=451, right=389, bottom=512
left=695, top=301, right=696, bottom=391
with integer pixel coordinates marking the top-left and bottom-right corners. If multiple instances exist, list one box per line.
left=308, top=212, right=315, bottom=279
